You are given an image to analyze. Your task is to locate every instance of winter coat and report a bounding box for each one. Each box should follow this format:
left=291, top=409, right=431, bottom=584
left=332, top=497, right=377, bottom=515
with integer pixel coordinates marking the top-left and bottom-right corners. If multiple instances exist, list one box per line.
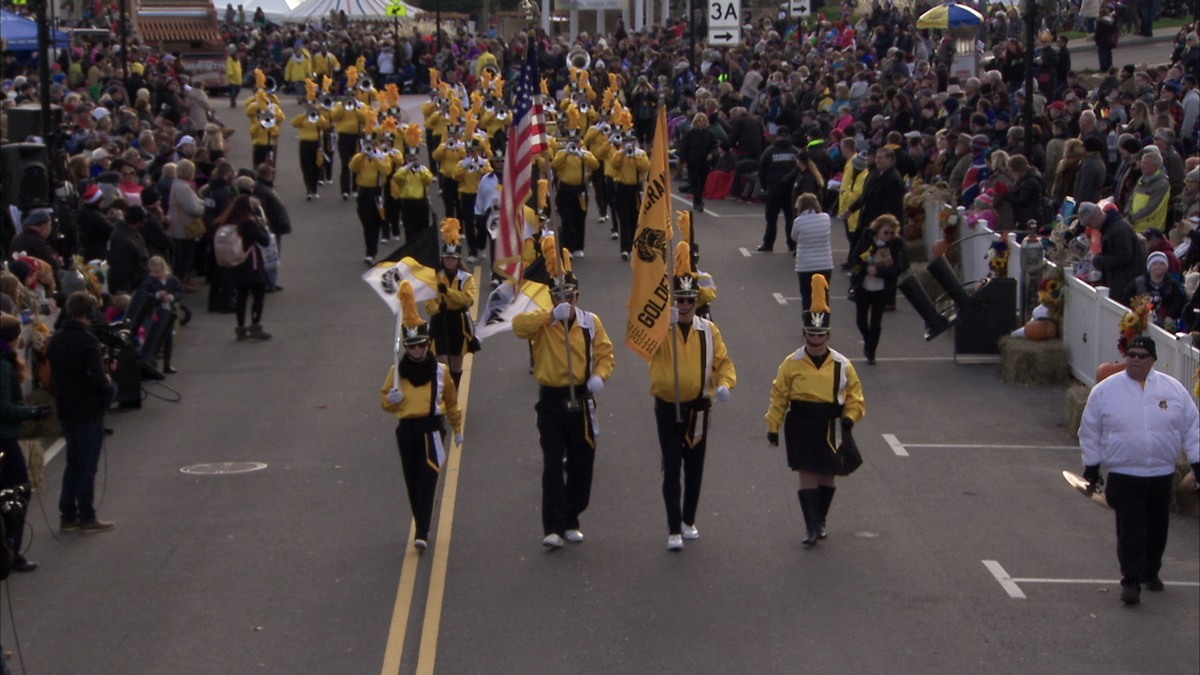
left=757, top=140, right=799, bottom=196
left=228, top=217, right=272, bottom=287
left=1074, top=152, right=1107, bottom=205
left=46, top=320, right=109, bottom=423
left=106, top=222, right=150, bottom=294
left=167, top=179, right=205, bottom=240
left=1092, top=211, right=1145, bottom=296
left=1003, top=169, right=1044, bottom=229
left=1, top=347, right=42, bottom=440
left=254, top=178, right=292, bottom=236
left=791, top=211, right=834, bottom=273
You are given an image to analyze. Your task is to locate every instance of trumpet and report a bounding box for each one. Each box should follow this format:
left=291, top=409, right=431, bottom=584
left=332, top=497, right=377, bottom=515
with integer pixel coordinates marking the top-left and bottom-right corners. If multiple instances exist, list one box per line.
left=322, top=95, right=336, bottom=110
left=307, top=108, right=321, bottom=123
left=568, top=46, right=591, bottom=71
left=578, top=101, right=590, bottom=115
left=359, top=78, right=374, bottom=92
left=342, top=96, right=358, bottom=110
left=259, top=113, right=276, bottom=129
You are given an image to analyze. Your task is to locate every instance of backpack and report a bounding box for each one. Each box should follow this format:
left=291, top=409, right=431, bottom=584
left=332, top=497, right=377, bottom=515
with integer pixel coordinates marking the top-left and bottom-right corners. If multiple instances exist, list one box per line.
left=213, top=224, right=249, bottom=267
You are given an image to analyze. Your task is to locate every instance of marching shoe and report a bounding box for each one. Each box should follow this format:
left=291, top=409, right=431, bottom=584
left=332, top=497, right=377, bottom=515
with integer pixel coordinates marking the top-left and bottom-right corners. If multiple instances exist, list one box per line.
left=342, top=193, right=349, bottom=200
left=466, top=254, right=478, bottom=264
left=610, top=231, right=619, bottom=240
left=235, top=326, right=249, bottom=341
left=306, top=194, right=312, bottom=201
left=542, top=533, right=564, bottom=549
left=681, top=523, right=699, bottom=540
left=1120, top=583, right=1141, bottom=605
left=414, top=539, right=428, bottom=552
left=620, top=252, right=630, bottom=261
left=817, top=485, right=835, bottom=539
left=313, top=192, right=319, bottom=199
left=1144, top=577, right=1164, bottom=592
left=798, top=489, right=822, bottom=547
left=572, top=250, right=584, bottom=258
left=564, top=529, right=584, bottom=543
left=598, top=215, right=608, bottom=222
left=380, top=235, right=390, bottom=244
left=79, top=519, right=116, bottom=533
left=11, top=555, right=39, bottom=572
left=364, top=256, right=375, bottom=265
left=667, top=534, right=683, bottom=551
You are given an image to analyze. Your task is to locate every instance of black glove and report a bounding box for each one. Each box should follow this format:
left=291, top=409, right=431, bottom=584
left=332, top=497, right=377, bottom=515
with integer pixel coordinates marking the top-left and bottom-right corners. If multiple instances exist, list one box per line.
left=1192, top=463, right=1200, bottom=495
left=437, top=283, right=448, bottom=294
left=767, top=432, right=779, bottom=447
left=1082, top=464, right=1103, bottom=490
left=33, top=405, right=53, bottom=421
left=841, top=417, right=854, bottom=431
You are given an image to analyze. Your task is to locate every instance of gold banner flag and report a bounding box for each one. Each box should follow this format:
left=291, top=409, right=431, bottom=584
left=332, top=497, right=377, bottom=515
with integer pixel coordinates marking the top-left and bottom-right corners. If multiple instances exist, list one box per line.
left=625, top=106, right=674, bottom=361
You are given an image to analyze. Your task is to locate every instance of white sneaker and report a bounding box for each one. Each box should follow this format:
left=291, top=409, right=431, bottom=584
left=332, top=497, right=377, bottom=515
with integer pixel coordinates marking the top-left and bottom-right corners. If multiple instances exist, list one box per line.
left=313, top=192, right=319, bottom=199
left=572, top=250, right=584, bottom=258
left=681, top=523, right=699, bottom=540
left=610, top=231, right=619, bottom=240
left=466, top=254, right=477, bottom=264
left=565, top=529, right=584, bottom=543
left=363, top=256, right=375, bottom=265
left=667, top=534, right=683, bottom=550
left=599, top=215, right=608, bottom=222
left=380, top=236, right=390, bottom=244
left=542, top=533, right=564, bottom=548
left=414, top=539, right=427, bottom=551
left=342, top=193, right=349, bottom=200
left=620, top=251, right=630, bottom=261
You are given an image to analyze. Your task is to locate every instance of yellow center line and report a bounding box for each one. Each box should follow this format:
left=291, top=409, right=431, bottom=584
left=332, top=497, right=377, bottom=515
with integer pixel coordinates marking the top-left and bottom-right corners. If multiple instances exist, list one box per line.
left=378, top=521, right=419, bottom=675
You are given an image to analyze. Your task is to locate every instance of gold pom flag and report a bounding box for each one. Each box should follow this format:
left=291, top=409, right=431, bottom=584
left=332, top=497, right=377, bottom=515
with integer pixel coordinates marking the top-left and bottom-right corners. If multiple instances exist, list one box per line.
left=811, top=275, right=830, bottom=314
left=399, top=281, right=426, bottom=329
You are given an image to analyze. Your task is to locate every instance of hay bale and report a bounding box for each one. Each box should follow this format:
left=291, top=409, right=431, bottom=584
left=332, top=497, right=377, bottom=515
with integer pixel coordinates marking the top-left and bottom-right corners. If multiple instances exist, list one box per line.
left=998, top=336, right=1071, bottom=385
left=1065, top=382, right=1091, bottom=438
left=906, top=238, right=928, bottom=264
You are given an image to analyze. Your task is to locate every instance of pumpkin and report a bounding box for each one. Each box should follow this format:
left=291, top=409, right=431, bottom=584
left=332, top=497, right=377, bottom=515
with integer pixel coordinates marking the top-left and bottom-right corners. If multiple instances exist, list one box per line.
left=1023, top=319, right=1058, bottom=341
left=1095, top=361, right=1126, bottom=382
left=932, top=239, right=950, bottom=259
left=903, top=220, right=923, bottom=241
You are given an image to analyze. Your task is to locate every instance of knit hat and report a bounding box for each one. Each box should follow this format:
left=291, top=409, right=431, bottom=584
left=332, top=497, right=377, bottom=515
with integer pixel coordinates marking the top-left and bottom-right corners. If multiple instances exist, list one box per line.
left=1076, top=201, right=1101, bottom=226
left=852, top=152, right=869, bottom=171
left=1127, top=335, right=1156, bottom=359
left=972, top=134, right=991, bottom=151
left=22, top=210, right=51, bottom=228
left=81, top=184, right=102, bottom=204
left=1146, top=251, right=1169, bottom=269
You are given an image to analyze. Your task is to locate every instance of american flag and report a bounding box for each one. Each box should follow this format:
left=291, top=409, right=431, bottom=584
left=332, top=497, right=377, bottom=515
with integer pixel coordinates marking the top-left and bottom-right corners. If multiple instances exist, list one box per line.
left=495, top=38, right=547, bottom=282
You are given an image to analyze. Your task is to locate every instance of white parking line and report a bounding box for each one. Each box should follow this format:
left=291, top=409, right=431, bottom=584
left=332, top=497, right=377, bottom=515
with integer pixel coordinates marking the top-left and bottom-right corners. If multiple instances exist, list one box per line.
left=906, top=443, right=1079, bottom=450
left=882, top=433, right=909, bottom=457
left=983, top=560, right=1028, bottom=599
left=669, top=192, right=721, bottom=217
left=739, top=247, right=751, bottom=257
left=44, top=438, right=66, bottom=464
left=773, top=292, right=788, bottom=305
left=983, top=560, right=1199, bottom=599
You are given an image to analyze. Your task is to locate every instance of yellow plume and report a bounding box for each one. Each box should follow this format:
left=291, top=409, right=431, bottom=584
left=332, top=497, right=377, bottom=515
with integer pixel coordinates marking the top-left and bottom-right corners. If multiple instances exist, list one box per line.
left=537, top=179, right=548, bottom=210
left=399, top=281, right=426, bottom=329
left=386, top=84, right=400, bottom=108
left=441, top=218, right=462, bottom=247
left=608, top=73, right=619, bottom=90
left=492, top=77, right=505, bottom=96
left=380, top=117, right=399, bottom=136
left=254, top=68, right=266, bottom=89
left=811, top=275, right=830, bottom=314
left=465, top=113, right=478, bottom=139
left=305, top=77, right=318, bottom=102
left=437, top=82, right=450, bottom=98
left=364, top=109, right=378, bottom=134
left=321, top=74, right=332, bottom=93
left=677, top=210, right=692, bottom=248
left=674, top=241, right=692, bottom=277
left=430, top=68, right=442, bottom=89
left=356, top=56, right=366, bottom=72
left=541, top=78, right=549, bottom=96
left=346, top=66, right=359, bottom=89
left=405, top=123, right=423, bottom=148
left=255, top=89, right=268, bottom=105
left=482, top=69, right=493, bottom=90
left=562, top=248, right=573, bottom=273
left=541, top=235, right=560, bottom=277
left=602, top=89, right=614, bottom=111
left=567, top=105, right=580, bottom=130
left=449, top=99, right=464, bottom=123
left=470, top=90, right=484, bottom=113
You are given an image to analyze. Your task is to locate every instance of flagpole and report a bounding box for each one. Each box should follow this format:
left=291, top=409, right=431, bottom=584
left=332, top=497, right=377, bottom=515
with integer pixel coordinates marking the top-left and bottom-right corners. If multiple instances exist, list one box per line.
left=393, top=307, right=404, bottom=389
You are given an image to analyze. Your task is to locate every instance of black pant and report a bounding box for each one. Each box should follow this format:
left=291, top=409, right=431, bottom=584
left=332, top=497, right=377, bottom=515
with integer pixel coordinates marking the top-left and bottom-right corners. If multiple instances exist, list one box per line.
left=320, top=131, right=335, bottom=182
left=396, top=418, right=444, bottom=540
left=172, top=237, right=196, bottom=281
left=687, top=165, right=709, bottom=209
left=492, top=129, right=508, bottom=157
left=535, top=395, right=597, bottom=536
left=400, top=198, right=431, bottom=243
left=338, top=132, right=361, bottom=195
left=613, top=182, right=640, bottom=254
left=855, top=289, right=888, bottom=360
left=591, top=168, right=610, bottom=219
left=797, top=270, right=831, bottom=312
left=439, top=175, right=459, bottom=220
left=763, top=192, right=796, bottom=250
left=299, top=140, right=320, bottom=195
left=557, top=183, right=587, bottom=252
left=383, top=190, right=402, bottom=239
left=252, top=144, right=273, bottom=169
left=1, top=437, right=31, bottom=555
left=235, top=282, right=266, bottom=326
left=357, top=186, right=384, bottom=258
left=655, top=400, right=709, bottom=535
left=425, top=129, right=438, bottom=174
left=59, top=418, right=104, bottom=524
left=1105, top=472, right=1174, bottom=586
left=459, top=192, right=481, bottom=254
left=207, top=261, right=234, bottom=311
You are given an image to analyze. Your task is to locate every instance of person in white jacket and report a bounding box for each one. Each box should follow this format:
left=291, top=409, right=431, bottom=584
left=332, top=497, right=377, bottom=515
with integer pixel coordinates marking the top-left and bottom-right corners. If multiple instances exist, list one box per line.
left=791, top=193, right=834, bottom=311
left=1078, top=335, right=1200, bottom=606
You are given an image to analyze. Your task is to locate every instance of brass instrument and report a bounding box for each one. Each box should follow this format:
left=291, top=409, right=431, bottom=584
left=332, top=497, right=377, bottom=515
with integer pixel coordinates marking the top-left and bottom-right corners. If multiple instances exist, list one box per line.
left=259, top=111, right=276, bottom=128
left=307, top=108, right=321, bottom=123
left=568, top=47, right=591, bottom=71
left=322, top=95, right=336, bottom=110
left=264, top=76, right=277, bottom=94
left=359, top=77, right=374, bottom=92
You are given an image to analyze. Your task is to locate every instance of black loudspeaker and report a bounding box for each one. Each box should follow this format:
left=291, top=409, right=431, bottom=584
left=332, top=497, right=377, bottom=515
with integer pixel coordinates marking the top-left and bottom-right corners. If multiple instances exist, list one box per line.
left=926, top=255, right=973, bottom=308
left=5, top=103, right=62, bottom=144
left=954, top=277, right=1018, bottom=355
left=899, top=275, right=954, bottom=341
left=0, top=143, right=50, bottom=210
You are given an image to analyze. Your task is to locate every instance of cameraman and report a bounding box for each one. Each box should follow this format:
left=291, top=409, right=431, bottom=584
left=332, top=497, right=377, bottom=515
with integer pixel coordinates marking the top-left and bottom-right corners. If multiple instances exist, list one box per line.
left=46, top=292, right=116, bottom=534
left=2, top=314, right=52, bottom=572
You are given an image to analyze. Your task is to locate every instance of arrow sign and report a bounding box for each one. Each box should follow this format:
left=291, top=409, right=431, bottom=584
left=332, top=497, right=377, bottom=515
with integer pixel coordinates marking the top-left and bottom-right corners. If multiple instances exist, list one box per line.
left=386, top=4, right=408, bottom=16
left=790, top=0, right=810, bottom=17
left=712, top=31, right=733, bottom=41
left=708, top=0, right=740, bottom=27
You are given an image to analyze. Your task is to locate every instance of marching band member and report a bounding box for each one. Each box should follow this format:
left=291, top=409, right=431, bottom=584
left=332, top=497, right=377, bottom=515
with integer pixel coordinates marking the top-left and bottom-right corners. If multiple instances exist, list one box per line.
left=451, top=120, right=492, bottom=263
left=291, top=78, right=331, bottom=201
left=582, top=115, right=613, bottom=229
left=350, top=119, right=393, bottom=264
left=513, top=242, right=614, bottom=549
left=245, top=70, right=284, bottom=167
left=377, top=119, right=405, bottom=244
left=765, top=277, right=865, bottom=547
left=381, top=280, right=463, bottom=552
left=425, top=219, right=480, bottom=389
left=649, top=242, right=736, bottom=551
left=610, top=132, right=650, bottom=261
left=312, top=44, right=341, bottom=81
left=249, top=103, right=281, bottom=169
left=551, top=109, right=599, bottom=258
left=318, top=76, right=337, bottom=185
left=390, top=124, right=435, bottom=243
left=432, top=123, right=466, bottom=220
left=353, top=58, right=382, bottom=110
left=331, top=78, right=367, bottom=200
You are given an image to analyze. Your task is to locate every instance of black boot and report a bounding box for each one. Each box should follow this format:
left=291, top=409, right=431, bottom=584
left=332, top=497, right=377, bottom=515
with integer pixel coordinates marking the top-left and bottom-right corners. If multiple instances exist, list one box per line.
left=817, top=485, right=836, bottom=539
left=162, top=342, right=176, bottom=374
left=451, top=370, right=462, bottom=388
left=798, top=489, right=822, bottom=547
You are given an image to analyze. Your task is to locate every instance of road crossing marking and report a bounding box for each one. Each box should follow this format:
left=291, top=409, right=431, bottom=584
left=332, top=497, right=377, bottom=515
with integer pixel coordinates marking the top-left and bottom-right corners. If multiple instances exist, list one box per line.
left=773, top=292, right=788, bottom=305
left=883, top=434, right=1077, bottom=456
left=881, top=433, right=909, bottom=457
left=739, top=247, right=751, bottom=257
left=983, top=560, right=1199, bottom=599
left=774, top=295, right=847, bottom=304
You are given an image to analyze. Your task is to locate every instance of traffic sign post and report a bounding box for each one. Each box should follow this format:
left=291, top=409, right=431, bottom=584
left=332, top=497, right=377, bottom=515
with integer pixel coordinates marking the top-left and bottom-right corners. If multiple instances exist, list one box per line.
left=706, top=0, right=740, bottom=46
left=386, top=3, right=409, bottom=16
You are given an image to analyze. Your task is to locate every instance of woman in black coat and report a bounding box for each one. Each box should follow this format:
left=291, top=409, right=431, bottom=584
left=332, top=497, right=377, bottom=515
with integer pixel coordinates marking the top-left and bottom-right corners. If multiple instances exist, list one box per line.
left=1, top=314, right=51, bottom=572
left=1001, top=154, right=1044, bottom=230
left=849, top=215, right=909, bottom=364
left=680, top=113, right=718, bottom=211
left=216, top=195, right=272, bottom=340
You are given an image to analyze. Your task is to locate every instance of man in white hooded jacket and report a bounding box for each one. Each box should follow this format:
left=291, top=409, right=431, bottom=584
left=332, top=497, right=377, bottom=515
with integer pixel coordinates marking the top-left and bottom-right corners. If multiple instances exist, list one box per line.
left=1078, top=335, right=1200, bottom=606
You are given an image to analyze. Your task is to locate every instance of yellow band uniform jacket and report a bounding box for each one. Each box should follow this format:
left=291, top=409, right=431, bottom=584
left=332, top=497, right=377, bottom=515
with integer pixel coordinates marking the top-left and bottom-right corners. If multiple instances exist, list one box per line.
left=380, top=362, right=463, bottom=435
left=349, top=152, right=393, bottom=188
left=312, top=52, right=340, bottom=78
left=355, top=88, right=381, bottom=110
left=284, top=53, right=312, bottom=83
left=249, top=118, right=281, bottom=146
left=550, top=149, right=600, bottom=186
left=427, top=110, right=450, bottom=140
left=611, top=148, right=651, bottom=185
left=765, top=347, right=865, bottom=435
left=330, top=105, right=365, bottom=134
left=649, top=317, right=736, bottom=402
left=452, top=157, right=492, bottom=194
left=480, top=110, right=512, bottom=138
left=513, top=306, right=615, bottom=388
left=425, top=268, right=479, bottom=356
left=226, top=57, right=243, bottom=86
left=433, top=141, right=467, bottom=177
left=291, top=112, right=331, bottom=140
left=245, top=94, right=282, bottom=120
left=582, top=127, right=610, bottom=157
left=391, top=164, right=435, bottom=199
left=425, top=268, right=477, bottom=316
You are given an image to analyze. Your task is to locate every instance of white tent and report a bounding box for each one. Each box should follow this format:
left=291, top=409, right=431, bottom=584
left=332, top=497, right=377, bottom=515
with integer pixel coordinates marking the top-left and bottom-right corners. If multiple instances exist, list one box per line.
left=209, top=0, right=304, bottom=22
left=284, top=0, right=423, bottom=23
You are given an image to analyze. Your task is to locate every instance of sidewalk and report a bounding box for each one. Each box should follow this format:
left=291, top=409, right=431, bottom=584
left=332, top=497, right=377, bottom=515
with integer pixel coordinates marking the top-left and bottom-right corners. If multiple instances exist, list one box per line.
left=1067, top=24, right=1185, bottom=52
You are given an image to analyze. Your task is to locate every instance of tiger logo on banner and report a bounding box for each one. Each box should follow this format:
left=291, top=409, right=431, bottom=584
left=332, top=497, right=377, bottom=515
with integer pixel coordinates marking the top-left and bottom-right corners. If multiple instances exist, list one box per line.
left=624, top=106, right=675, bottom=362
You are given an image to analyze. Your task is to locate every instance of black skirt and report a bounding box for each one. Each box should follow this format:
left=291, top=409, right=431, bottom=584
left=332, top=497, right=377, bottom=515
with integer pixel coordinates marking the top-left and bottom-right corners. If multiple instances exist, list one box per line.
left=783, top=400, right=846, bottom=475
left=429, top=308, right=480, bottom=357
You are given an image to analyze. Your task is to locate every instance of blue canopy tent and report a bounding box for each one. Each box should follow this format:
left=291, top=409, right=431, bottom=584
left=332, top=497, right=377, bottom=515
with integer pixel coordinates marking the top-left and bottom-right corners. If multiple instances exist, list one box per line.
left=1, top=9, right=71, bottom=51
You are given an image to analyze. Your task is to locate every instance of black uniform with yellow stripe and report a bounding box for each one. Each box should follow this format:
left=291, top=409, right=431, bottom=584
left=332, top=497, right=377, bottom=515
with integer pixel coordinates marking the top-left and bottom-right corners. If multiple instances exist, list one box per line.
left=425, top=268, right=479, bottom=358
left=513, top=303, right=615, bottom=538
left=765, top=347, right=865, bottom=474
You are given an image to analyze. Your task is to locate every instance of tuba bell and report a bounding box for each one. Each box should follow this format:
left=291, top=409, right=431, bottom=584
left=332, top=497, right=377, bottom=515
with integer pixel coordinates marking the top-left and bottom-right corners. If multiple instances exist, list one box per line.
left=307, top=107, right=321, bottom=123
left=568, top=47, right=591, bottom=71
left=359, top=77, right=374, bottom=92
left=322, top=95, right=336, bottom=110
left=264, top=76, right=277, bottom=94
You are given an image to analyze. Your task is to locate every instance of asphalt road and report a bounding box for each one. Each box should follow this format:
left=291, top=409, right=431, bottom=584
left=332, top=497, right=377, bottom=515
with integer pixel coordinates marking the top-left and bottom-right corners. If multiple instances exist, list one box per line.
left=2, top=96, right=1196, bottom=675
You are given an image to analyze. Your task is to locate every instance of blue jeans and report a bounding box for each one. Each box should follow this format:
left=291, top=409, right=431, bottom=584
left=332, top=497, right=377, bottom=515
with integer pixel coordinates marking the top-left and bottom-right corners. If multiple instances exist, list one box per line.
left=59, top=417, right=105, bottom=524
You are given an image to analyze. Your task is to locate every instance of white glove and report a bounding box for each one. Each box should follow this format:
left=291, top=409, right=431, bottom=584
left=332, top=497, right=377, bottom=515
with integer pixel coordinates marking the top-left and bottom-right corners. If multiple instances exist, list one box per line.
left=454, top=433, right=464, bottom=446
left=1088, top=269, right=1102, bottom=283
left=387, top=388, right=404, bottom=404
left=670, top=306, right=679, bottom=326
left=552, top=302, right=572, bottom=321
left=715, top=385, right=731, bottom=403
left=587, top=375, right=605, bottom=394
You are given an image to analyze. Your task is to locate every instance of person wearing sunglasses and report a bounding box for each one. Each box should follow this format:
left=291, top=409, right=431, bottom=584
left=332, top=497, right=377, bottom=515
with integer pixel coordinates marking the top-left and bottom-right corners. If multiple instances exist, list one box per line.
left=765, top=275, right=865, bottom=548
left=513, top=248, right=615, bottom=550
left=1078, top=335, right=1200, bottom=606
left=648, top=243, right=737, bottom=551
